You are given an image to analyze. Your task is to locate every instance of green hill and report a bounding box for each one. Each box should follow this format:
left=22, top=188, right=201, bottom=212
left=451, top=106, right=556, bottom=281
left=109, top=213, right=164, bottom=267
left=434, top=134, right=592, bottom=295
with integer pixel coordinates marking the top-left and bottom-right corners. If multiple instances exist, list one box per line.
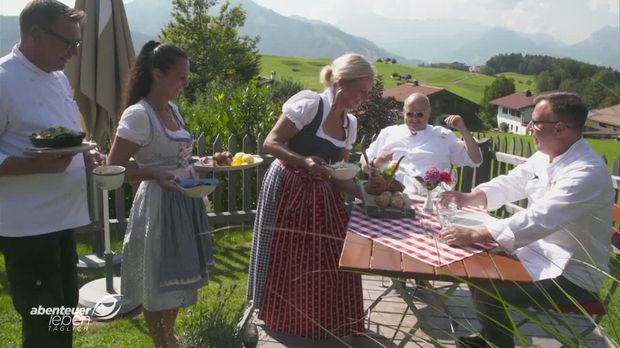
left=261, top=55, right=537, bottom=104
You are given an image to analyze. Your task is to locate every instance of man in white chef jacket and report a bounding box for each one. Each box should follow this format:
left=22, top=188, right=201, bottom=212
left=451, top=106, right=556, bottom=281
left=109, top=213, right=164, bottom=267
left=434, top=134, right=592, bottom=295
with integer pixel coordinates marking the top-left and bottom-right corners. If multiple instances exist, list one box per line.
left=441, top=92, right=614, bottom=348
left=360, top=92, right=481, bottom=196
left=0, top=1, right=103, bottom=347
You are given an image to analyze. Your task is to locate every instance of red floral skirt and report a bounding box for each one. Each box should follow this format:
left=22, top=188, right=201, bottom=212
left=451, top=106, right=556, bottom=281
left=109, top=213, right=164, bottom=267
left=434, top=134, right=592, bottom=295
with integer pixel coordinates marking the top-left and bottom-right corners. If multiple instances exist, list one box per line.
left=258, top=166, right=364, bottom=339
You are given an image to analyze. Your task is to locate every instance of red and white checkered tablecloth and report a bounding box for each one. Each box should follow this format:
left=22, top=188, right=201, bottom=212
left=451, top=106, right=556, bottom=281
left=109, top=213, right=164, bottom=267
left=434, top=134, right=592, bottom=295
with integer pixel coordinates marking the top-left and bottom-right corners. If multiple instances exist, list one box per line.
left=347, top=203, right=496, bottom=267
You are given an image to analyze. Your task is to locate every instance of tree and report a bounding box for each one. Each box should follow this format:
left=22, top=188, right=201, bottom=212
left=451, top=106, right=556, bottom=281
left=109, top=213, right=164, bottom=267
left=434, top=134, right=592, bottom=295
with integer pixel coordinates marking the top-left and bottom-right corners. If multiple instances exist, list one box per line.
left=160, top=0, right=261, bottom=99
left=353, top=76, right=401, bottom=141
left=479, top=75, right=516, bottom=129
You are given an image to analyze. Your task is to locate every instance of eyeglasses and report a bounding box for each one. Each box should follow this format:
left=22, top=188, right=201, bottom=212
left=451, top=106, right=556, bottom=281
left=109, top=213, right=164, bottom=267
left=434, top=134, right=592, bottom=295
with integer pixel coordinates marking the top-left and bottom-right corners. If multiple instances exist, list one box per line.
left=42, top=27, right=81, bottom=49
left=528, top=119, right=560, bottom=128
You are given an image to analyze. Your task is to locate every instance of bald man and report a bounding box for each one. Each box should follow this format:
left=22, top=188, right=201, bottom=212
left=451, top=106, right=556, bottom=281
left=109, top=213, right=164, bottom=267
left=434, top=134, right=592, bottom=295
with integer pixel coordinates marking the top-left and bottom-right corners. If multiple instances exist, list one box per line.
left=361, top=93, right=481, bottom=195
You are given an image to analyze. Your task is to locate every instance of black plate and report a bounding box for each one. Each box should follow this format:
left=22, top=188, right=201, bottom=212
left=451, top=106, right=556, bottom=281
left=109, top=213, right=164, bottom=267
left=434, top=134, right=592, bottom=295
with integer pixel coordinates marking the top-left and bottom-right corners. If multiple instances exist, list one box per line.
left=30, top=132, right=85, bottom=148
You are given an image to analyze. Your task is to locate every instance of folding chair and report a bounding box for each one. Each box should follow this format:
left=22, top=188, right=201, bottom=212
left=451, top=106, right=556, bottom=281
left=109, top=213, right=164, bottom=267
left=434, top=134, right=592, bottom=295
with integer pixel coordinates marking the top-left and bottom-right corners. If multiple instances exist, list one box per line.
left=514, top=203, right=620, bottom=345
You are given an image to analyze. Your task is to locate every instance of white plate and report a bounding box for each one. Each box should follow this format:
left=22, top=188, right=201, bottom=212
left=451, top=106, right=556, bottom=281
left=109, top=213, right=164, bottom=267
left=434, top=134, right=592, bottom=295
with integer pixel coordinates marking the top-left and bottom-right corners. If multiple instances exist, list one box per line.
left=23, top=142, right=96, bottom=156
left=451, top=211, right=499, bottom=227
left=193, top=155, right=264, bottom=172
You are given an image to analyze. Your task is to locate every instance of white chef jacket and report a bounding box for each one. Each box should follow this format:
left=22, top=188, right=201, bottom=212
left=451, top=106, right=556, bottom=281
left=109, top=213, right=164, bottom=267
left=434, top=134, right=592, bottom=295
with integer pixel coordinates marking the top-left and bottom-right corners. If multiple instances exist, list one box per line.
left=0, top=45, right=89, bottom=237
left=365, top=124, right=481, bottom=195
left=477, top=139, right=613, bottom=292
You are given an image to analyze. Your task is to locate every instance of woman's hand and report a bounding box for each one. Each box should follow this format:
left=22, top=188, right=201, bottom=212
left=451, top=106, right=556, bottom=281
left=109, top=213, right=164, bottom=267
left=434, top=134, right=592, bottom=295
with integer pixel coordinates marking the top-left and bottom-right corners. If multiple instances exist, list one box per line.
left=303, top=156, right=329, bottom=176
left=153, top=171, right=182, bottom=192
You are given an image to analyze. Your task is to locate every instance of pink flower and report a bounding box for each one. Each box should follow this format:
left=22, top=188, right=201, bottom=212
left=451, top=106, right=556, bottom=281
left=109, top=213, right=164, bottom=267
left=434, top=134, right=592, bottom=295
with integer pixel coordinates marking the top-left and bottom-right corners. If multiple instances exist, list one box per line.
left=416, top=167, right=451, bottom=191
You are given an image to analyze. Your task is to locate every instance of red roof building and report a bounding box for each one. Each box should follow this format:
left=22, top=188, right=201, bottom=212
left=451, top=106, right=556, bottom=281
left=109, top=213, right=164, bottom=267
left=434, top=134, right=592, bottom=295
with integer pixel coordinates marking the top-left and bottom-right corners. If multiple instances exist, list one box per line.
left=382, top=83, right=482, bottom=130
left=489, top=91, right=536, bottom=134
left=585, top=103, right=620, bottom=138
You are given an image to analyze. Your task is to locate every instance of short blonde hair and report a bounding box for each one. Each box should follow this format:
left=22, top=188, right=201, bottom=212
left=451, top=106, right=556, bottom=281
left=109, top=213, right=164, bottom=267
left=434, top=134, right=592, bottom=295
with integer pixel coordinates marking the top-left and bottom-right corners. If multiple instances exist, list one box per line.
left=319, top=53, right=375, bottom=87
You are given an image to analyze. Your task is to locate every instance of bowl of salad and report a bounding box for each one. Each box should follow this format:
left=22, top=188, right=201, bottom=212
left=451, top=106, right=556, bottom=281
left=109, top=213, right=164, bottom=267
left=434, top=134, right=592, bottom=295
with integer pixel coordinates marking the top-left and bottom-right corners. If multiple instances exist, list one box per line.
left=31, top=126, right=85, bottom=148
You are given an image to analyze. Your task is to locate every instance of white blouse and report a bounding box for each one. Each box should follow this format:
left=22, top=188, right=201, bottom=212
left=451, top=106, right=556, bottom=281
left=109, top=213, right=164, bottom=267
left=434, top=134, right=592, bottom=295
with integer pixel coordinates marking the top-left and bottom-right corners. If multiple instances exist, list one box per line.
left=282, top=87, right=358, bottom=150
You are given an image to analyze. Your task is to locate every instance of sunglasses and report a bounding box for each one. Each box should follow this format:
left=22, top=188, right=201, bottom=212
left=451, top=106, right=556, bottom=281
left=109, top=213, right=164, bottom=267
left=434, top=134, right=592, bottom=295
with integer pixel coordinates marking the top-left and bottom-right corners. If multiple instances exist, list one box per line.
left=405, top=111, right=426, bottom=118
left=42, top=27, right=81, bottom=49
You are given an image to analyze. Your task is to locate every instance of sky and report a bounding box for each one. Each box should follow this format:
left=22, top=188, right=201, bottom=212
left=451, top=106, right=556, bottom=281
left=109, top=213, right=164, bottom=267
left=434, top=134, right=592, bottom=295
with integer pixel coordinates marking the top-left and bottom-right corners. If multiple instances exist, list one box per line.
left=1, top=0, right=619, bottom=44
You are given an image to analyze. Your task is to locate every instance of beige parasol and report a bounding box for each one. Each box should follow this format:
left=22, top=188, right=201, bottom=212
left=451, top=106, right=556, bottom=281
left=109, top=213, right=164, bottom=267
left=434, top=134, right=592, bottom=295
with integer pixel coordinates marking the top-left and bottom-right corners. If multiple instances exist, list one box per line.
left=65, top=0, right=135, bottom=146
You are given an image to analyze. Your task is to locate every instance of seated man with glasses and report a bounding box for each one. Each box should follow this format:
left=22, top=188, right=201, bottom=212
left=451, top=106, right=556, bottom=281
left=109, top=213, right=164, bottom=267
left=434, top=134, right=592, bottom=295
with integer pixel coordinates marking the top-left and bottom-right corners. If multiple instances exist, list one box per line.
left=441, top=92, right=613, bottom=348
left=360, top=92, right=482, bottom=195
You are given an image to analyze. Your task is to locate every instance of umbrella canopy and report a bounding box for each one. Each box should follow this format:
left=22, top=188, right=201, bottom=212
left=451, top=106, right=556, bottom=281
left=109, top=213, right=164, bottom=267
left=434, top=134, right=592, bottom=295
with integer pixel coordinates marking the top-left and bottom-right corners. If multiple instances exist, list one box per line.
left=66, top=0, right=135, bottom=146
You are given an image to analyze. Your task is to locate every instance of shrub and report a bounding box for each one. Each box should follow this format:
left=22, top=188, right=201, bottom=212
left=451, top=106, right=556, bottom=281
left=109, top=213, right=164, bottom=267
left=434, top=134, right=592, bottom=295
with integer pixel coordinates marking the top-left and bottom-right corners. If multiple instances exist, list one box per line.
left=179, top=284, right=246, bottom=348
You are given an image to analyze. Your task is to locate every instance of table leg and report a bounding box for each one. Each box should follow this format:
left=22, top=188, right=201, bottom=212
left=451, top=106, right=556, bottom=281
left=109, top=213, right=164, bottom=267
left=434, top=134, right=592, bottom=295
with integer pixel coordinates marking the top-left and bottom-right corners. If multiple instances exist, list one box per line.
left=392, top=279, right=449, bottom=348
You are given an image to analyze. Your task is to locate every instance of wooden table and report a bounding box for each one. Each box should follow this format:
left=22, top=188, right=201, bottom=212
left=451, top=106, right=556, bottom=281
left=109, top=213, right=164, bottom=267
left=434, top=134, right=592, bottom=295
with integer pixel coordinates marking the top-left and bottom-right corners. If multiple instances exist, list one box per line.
left=339, top=230, right=532, bottom=347
left=340, top=231, right=531, bottom=284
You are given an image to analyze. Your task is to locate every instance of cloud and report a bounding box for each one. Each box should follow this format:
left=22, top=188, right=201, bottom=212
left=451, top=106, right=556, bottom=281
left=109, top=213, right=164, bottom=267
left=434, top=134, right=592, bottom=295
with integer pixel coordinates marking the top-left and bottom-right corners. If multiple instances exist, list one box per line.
left=587, top=0, right=620, bottom=14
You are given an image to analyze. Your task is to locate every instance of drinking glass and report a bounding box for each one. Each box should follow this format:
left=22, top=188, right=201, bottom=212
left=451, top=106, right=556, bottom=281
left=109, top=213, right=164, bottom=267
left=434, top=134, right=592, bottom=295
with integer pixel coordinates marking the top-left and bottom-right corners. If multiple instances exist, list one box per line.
left=434, top=195, right=457, bottom=228
left=442, top=167, right=458, bottom=191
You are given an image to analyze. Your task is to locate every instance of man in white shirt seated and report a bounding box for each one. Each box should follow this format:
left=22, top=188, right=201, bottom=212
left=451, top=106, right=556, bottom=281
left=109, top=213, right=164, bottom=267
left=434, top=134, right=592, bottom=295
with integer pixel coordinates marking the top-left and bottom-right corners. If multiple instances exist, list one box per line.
left=441, top=92, right=614, bottom=348
left=360, top=92, right=482, bottom=195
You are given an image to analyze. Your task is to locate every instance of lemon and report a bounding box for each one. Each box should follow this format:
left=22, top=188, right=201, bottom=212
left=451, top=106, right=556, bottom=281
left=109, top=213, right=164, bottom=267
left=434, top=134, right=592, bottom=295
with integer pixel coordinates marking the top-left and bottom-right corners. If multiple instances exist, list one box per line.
left=242, top=154, right=254, bottom=164
left=387, top=161, right=397, bottom=172
left=234, top=152, right=245, bottom=160
left=231, top=158, right=243, bottom=166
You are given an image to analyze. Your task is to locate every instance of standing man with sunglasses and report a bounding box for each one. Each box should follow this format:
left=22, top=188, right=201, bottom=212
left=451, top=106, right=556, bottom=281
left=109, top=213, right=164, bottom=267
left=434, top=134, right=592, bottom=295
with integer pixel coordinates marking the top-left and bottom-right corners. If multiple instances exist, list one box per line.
left=361, top=92, right=481, bottom=195
left=0, top=1, right=103, bottom=347
left=441, top=92, right=613, bottom=348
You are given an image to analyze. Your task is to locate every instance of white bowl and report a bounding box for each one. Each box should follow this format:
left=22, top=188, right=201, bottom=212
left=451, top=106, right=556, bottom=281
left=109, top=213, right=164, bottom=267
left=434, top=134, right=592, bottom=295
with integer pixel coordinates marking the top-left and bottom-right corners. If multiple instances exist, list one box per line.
left=92, top=165, right=126, bottom=190
left=326, top=162, right=360, bottom=180
left=182, top=184, right=217, bottom=198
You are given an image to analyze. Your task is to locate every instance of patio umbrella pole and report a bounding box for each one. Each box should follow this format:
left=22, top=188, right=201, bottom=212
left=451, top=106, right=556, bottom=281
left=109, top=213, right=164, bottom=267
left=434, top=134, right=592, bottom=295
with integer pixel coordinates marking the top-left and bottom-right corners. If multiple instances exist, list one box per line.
left=102, top=188, right=115, bottom=293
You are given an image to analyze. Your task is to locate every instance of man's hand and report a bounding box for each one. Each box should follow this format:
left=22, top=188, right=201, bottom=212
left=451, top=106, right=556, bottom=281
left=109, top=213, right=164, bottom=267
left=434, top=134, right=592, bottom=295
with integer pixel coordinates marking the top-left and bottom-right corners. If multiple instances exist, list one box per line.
left=440, top=225, right=493, bottom=246
left=444, top=115, right=467, bottom=132
left=84, top=150, right=106, bottom=172
left=439, top=190, right=487, bottom=209
left=373, top=152, right=393, bottom=167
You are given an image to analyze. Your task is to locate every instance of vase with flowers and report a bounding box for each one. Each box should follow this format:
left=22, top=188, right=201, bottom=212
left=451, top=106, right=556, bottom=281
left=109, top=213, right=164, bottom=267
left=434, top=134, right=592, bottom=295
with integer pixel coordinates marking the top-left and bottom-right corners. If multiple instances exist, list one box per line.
left=415, top=167, right=453, bottom=213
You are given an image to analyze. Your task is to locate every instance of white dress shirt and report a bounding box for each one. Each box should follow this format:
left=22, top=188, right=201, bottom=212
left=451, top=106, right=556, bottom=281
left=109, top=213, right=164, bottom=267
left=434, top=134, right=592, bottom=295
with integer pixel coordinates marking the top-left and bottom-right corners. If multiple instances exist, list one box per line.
left=478, top=139, right=613, bottom=292
left=0, top=45, right=89, bottom=237
left=365, top=124, right=481, bottom=195
left=282, top=87, right=358, bottom=150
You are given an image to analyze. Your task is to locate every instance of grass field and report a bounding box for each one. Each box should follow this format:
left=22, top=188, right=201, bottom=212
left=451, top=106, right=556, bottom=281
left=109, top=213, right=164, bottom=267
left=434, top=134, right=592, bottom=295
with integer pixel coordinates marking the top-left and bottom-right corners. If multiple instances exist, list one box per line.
left=496, top=72, right=537, bottom=93
left=0, top=229, right=253, bottom=348
left=260, top=55, right=538, bottom=104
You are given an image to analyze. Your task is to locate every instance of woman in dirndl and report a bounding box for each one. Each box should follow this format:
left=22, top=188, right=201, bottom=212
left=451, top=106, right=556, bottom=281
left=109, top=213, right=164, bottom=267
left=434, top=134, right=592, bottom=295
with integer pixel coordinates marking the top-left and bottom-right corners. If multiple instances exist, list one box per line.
left=247, top=53, right=375, bottom=339
left=107, top=41, right=213, bottom=348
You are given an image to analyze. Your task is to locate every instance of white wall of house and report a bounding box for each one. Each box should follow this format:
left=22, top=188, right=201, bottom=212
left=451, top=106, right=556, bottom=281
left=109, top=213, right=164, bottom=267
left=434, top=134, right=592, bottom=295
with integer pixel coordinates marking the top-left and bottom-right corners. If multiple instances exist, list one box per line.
left=496, top=106, right=533, bottom=134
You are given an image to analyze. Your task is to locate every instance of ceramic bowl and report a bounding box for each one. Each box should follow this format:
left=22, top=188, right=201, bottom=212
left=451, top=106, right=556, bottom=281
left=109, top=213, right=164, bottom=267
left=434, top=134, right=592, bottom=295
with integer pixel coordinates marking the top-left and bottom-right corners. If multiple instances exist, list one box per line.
left=92, top=165, right=126, bottom=190
left=175, top=178, right=219, bottom=198
left=326, top=162, right=360, bottom=180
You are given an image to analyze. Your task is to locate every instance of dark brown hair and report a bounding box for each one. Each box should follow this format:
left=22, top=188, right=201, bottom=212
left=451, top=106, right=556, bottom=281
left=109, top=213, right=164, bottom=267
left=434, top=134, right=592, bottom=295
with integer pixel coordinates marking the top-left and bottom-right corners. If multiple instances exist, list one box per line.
left=19, top=0, right=85, bottom=38
left=534, top=91, right=588, bottom=129
left=120, top=41, right=188, bottom=112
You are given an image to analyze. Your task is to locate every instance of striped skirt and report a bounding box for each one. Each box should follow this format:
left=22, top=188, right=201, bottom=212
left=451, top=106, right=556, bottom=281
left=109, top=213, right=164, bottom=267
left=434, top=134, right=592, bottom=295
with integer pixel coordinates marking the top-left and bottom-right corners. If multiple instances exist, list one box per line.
left=257, top=161, right=364, bottom=339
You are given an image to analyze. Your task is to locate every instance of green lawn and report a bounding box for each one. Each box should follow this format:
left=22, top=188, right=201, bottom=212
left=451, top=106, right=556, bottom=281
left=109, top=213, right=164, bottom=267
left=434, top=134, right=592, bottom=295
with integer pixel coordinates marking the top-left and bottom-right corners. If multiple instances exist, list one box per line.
left=261, top=55, right=498, bottom=103
left=0, top=229, right=253, bottom=348
left=496, top=72, right=537, bottom=93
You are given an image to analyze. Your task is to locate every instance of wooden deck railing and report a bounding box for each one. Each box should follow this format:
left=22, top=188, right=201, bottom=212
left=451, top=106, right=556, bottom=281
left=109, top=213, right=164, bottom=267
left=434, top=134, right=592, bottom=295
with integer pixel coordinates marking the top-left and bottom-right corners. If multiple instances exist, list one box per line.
left=82, top=133, right=620, bottom=255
